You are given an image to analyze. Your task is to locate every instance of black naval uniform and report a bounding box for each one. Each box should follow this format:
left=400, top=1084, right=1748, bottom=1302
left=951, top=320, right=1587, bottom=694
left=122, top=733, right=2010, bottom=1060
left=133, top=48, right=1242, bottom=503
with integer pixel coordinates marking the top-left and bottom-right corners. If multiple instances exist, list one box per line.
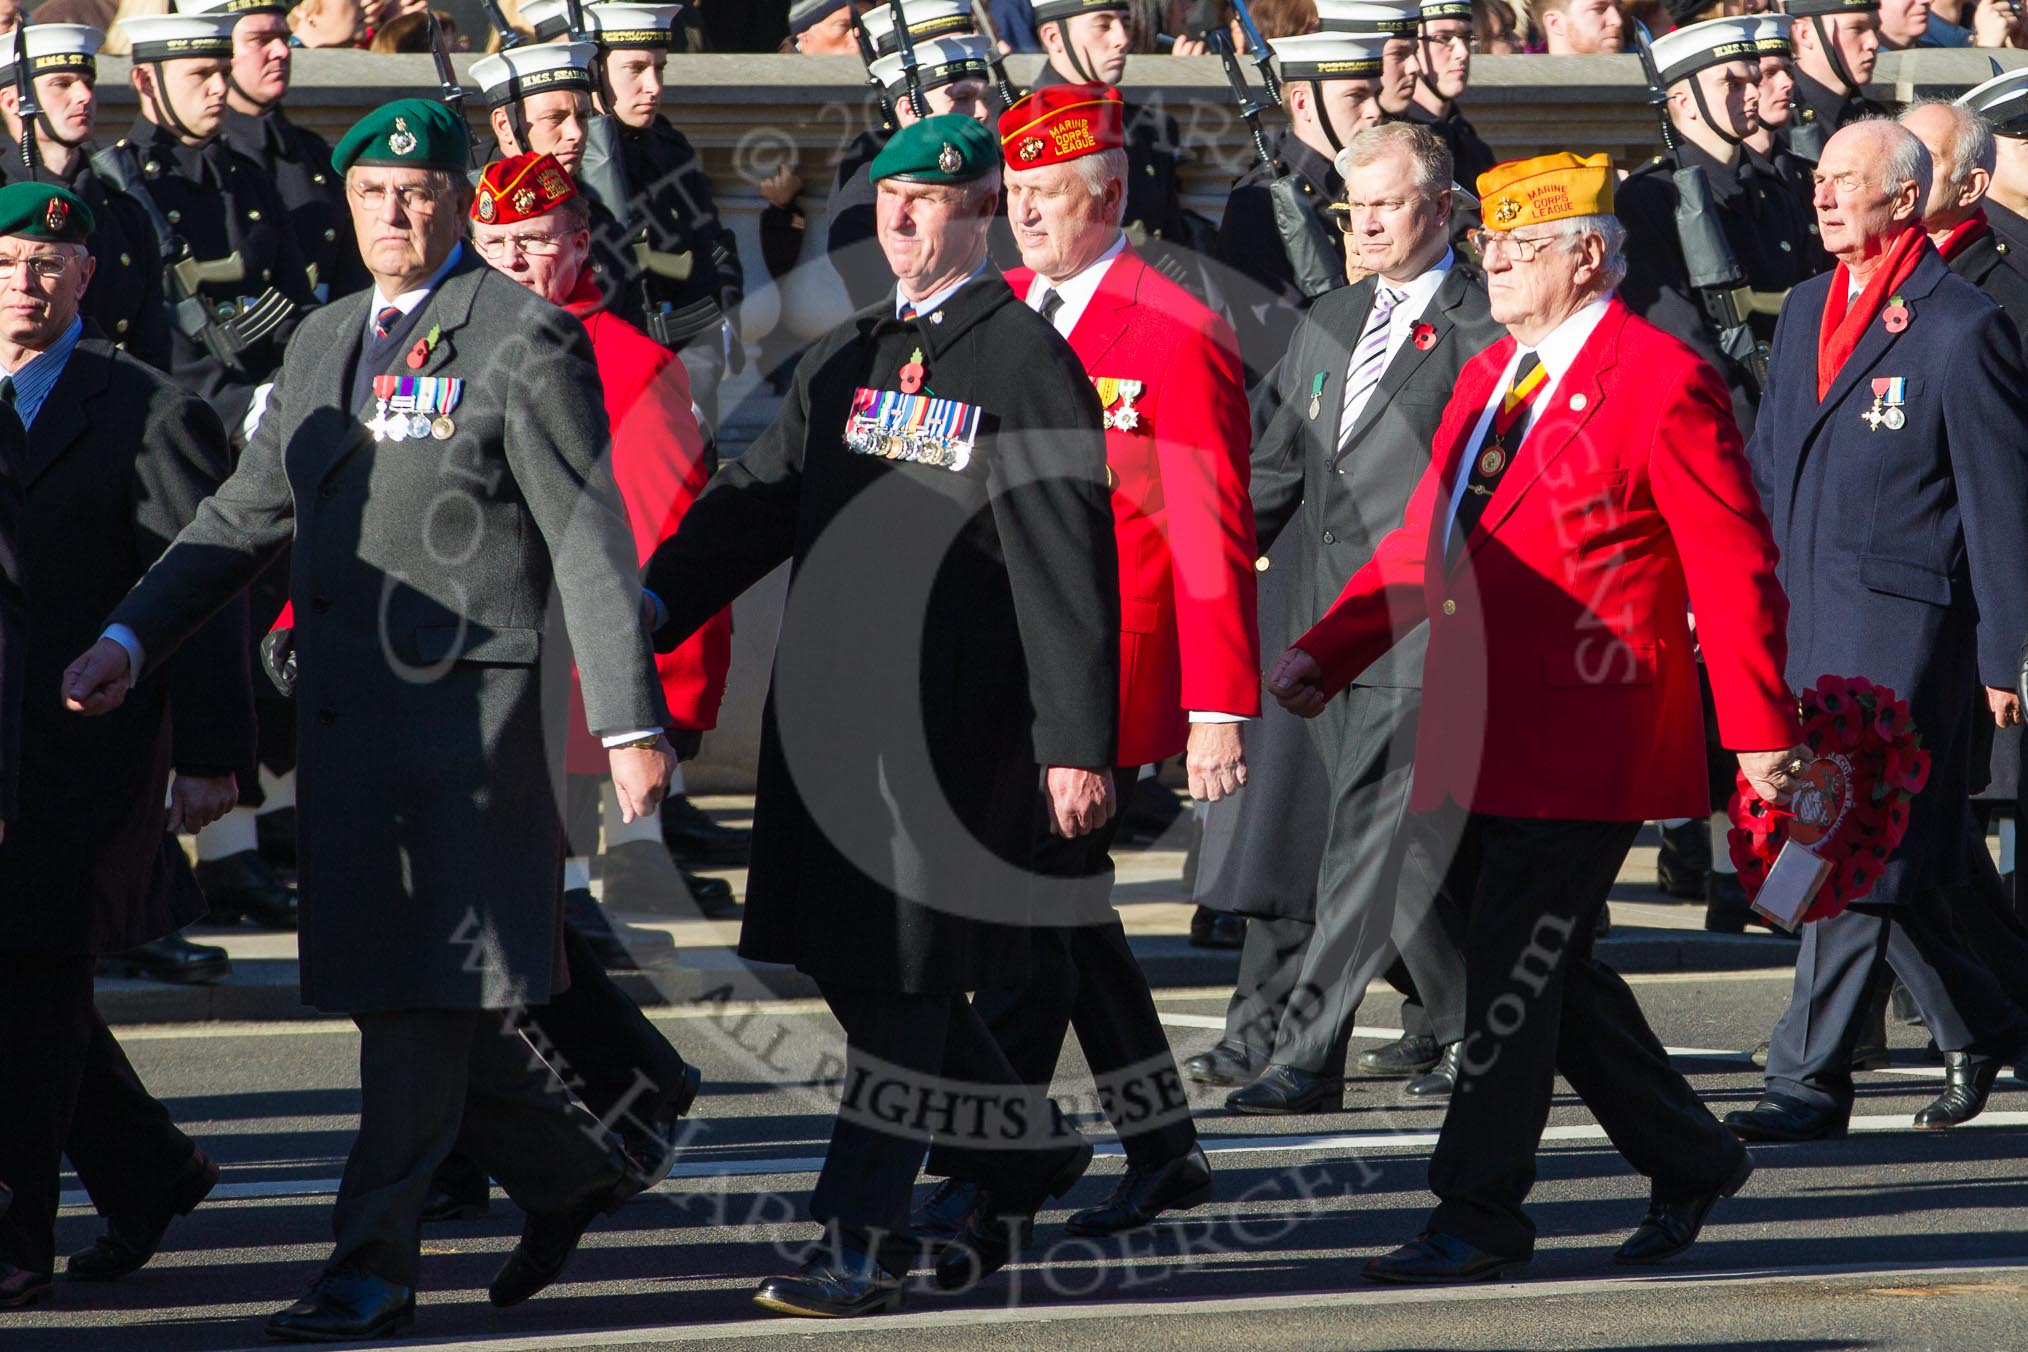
left=222, top=106, right=367, bottom=305
left=826, top=128, right=892, bottom=313
left=584, top=116, right=746, bottom=437
left=643, top=268, right=1119, bottom=1277
left=1401, top=100, right=1494, bottom=189
left=0, top=147, right=171, bottom=371
left=1786, top=68, right=1881, bottom=162
left=1617, top=139, right=1822, bottom=434
left=1213, top=128, right=1340, bottom=383
left=110, top=119, right=317, bottom=435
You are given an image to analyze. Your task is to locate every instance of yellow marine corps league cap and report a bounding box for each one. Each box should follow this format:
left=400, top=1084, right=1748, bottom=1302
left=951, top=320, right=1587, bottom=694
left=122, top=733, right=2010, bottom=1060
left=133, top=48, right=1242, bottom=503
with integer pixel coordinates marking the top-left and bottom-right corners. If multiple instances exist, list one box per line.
left=1477, top=152, right=1616, bottom=230
left=471, top=41, right=598, bottom=107
left=0, top=23, right=102, bottom=84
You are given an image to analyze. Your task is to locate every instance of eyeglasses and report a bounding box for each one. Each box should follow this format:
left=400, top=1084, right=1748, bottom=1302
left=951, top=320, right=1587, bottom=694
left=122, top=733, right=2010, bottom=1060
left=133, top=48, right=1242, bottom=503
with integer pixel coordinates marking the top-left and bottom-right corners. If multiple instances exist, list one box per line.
left=0, top=254, right=77, bottom=282
left=1465, top=229, right=1572, bottom=262
left=470, top=231, right=572, bottom=259
left=348, top=182, right=443, bottom=214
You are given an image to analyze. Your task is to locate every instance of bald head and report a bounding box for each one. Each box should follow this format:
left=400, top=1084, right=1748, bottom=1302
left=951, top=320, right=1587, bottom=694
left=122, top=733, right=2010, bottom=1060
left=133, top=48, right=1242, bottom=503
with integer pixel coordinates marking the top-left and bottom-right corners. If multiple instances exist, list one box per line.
left=1898, top=100, right=1996, bottom=230
left=1812, top=121, right=1931, bottom=264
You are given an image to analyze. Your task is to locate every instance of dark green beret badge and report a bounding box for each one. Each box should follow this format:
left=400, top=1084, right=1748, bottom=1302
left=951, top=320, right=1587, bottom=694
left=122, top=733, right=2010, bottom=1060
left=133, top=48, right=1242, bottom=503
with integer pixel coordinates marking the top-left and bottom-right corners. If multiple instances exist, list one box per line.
left=870, top=115, right=999, bottom=186
left=0, top=182, right=94, bottom=243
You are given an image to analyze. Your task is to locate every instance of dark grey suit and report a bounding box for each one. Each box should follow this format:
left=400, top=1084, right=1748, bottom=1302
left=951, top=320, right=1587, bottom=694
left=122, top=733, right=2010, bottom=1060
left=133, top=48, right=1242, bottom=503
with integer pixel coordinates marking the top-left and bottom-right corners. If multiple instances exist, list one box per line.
left=1223, top=263, right=1501, bottom=1073
left=105, top=249, right=667, bottom=1285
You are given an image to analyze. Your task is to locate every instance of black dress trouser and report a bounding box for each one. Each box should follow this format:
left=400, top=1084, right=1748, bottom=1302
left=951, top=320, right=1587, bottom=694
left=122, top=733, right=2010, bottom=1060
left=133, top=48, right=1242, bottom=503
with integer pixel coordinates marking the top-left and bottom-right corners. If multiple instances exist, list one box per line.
left=331, top=1008, right=622, bottom=1287
left=931, top=769, right=1196, bottom=1177
left=0, top=953, right=199, bottom=1275
left=1423, top=806, right=1744, bottom=1258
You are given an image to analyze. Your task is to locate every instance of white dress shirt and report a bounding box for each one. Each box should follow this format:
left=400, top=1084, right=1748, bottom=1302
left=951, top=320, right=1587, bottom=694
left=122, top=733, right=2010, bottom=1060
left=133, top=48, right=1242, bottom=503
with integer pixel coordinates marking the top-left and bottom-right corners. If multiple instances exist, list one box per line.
left=1442, top=294, right=1614, bottom=549
left=1341, top=249, right=1456, bottom=433
left=1024, top=232, right=1129, bottom=337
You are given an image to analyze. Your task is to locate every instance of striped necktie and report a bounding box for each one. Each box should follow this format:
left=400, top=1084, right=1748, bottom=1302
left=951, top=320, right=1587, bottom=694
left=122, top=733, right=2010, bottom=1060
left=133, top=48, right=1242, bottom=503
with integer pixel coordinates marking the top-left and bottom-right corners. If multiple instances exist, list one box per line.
left=1338, top=285, right=1402, bottom=445
left=374, top=305, right=402, bottom=340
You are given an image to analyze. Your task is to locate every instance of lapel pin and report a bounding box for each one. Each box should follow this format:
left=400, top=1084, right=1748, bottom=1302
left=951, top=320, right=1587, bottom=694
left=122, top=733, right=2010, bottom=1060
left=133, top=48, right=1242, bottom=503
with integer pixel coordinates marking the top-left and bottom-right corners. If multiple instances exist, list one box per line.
left=1307, top=371, right=1326, bottom=420
left=1569, top=392, right=1587, bottom=411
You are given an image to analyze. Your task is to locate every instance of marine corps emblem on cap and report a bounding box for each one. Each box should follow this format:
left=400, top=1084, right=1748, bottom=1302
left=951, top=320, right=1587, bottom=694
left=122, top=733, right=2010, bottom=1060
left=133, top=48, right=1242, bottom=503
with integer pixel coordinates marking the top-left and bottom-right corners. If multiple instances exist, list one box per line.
left=388, top=117, right=418, bottom=157
left=512, top=188, right=537, bottom=214
left=1019, top=136, right=1045, bottom=161
left=476, top=190, right=497, bottom=222
left=1476, top=152, right=1616, bottom=230
left=939, top=142, right=962, bottom=175
left=45, top=197, right=67, bottom=233
left=1492, top=197, right=1522, bottom=225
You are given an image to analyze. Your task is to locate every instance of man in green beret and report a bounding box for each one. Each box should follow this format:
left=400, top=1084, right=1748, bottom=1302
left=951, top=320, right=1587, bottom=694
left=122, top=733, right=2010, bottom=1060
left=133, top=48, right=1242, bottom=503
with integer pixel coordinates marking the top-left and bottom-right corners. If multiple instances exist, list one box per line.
left=642, top=114, right=1120, bottom=1319
left=64, top=98, right=675, bottom=1342
left=0, top=181, right=251, bottom=1310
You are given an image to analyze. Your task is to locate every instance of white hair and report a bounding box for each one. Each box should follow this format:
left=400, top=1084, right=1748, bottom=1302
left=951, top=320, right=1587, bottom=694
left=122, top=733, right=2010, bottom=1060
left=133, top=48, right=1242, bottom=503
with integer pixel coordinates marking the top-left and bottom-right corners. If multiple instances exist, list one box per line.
left=1899, top=98, right=1996, bottom=198
left=1542, top=212, right=1628, bottom=291
left=1067, top=148, right=1130, bottom=227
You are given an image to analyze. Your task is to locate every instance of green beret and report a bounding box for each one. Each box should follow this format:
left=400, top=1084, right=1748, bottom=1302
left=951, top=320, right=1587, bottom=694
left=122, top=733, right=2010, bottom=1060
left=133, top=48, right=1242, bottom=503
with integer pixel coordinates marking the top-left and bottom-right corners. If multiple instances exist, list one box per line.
left=331, top=98, right=469, bottom=176
left=870, top=115, right=999, bottom=186
left=0, top=183, right=93, bottom=243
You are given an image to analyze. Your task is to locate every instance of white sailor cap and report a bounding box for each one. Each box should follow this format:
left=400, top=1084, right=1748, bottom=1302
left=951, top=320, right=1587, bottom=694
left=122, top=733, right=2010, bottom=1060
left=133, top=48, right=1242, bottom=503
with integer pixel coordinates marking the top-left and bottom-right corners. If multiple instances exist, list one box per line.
left=1314, top=0, right=1421, bottom=37
left=1649, top=16, right=1765, bottom=87
left=121, top=12, right=238, bottom=61
left=580, top=2, right=683, bottom=47
left=518, top=0, right=577, bottom=42
left=1419, top=0, right=1474, bottom=21
left=471, top=40, right=598, bottom=107
left=868, top=33, right=992, bottom=99
left=176, top=0, right=293, bottom=18
left=1957, top=66, right=2028, bottom=137
left=1752, top=13, right=1795, bottom=55
left=861, top=0, right=977, bottom=59
left=1270, top=31, right=1391, bottom=81
left=0, top=23, right=103, bottom=83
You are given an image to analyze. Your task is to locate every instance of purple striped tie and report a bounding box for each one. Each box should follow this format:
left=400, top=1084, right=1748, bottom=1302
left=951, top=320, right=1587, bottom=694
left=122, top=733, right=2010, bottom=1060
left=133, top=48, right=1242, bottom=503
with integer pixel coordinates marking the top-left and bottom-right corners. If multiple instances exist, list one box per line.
left=1338, top=286, right=1402, bottom=444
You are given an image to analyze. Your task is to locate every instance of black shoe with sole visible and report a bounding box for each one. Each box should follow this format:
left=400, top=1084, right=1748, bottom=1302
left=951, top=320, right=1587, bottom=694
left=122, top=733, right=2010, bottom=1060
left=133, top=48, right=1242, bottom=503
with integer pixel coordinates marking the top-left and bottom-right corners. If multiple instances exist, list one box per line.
left=98, top=934, right=231, bottom=985
left=1402, top=1042, right=1463, bottom=1098
left=1357, top=1034, right=1440, bottom=1078
left=1065, top=1144, right=1214, bottom=1236
left=1187, top=906, right=1246, bottom=950
left=420, top=1150, right=491, bottom=1224
left=487, top=1176, right=622, bottom=1308
left=1225, top=1064, right=1344, bottom=1115
left=1913, top=1051, right=2001, bottom=1128
left=1364, top=1232, right=1524, bottom=1285
left=909, top=1177, right=981, bottom=1246
left=933, top=1138, right=1093, bottom=1290
left=1724, top=1093, right=1849, bottom=1142
left=195, top=849, right=299, bottom=930
left=1613, top=1150, right=1753, bottom=1265
left=660, top=795, right=751, bottom=867
left=751, top=1247, right=903, bottom=1319
left=65, top=1149, right=219, bottom=1280
left=1182, top=1039, right=1259, bottom=1087
left=0, top=1264, right=52, bottom=1310
left=265, top=1266, right=415, bottom=1342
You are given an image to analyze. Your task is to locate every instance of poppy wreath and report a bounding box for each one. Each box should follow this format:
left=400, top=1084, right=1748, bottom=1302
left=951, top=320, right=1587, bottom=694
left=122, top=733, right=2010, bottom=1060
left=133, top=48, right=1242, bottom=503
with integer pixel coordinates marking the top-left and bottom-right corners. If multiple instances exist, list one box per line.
left=1726, top=675, right=1929, bottom=924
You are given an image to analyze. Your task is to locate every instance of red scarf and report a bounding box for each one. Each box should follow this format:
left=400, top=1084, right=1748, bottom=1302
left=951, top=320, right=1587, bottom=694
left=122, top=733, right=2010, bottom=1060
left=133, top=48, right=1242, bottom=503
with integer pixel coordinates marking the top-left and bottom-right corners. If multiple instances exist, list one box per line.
left=1817, top=225, right=1930, bottom=401
left=1936, top=210, right=1990, bottom=263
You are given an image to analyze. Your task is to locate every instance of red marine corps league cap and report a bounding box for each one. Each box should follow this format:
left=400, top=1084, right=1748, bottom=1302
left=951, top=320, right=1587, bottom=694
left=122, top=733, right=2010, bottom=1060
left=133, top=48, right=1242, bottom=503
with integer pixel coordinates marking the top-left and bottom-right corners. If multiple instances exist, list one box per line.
left=997, top=84, right=1125, bottom=171
left=470, top=152, right=579, bottom=227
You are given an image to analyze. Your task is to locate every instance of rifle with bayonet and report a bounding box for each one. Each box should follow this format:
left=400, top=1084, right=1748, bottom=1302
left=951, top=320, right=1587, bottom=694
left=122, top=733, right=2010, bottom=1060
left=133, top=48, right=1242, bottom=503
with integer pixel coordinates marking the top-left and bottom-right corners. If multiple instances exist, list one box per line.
left=1230, top=0, right=1284, bottom=107
left=477, top=0, right=527, bottom=49
left=1208, top=27, right=1341, bottom=300
left=426, top=11, right=484, bottom=171
left=12, top=28, right=38, bottom=181
left=1631, top=20, right=1770, bottom=395
left=889, top=0, right=931, bottom=121
left=968, top=0, right=1024, bottom=111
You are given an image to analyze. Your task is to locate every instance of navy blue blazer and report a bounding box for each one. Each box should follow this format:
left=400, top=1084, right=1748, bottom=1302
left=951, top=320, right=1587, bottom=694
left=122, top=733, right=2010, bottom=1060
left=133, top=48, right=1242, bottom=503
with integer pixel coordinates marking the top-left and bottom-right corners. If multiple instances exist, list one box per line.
left=0, top=403, right=21, bottom=823
left=1748, top=247, right=2028, bottom=898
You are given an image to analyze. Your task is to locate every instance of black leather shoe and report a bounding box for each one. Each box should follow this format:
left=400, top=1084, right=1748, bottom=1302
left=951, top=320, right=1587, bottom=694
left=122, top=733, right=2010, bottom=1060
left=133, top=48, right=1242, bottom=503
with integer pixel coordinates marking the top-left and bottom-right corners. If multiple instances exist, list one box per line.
left=752, top=1247, right=902, bottom=1318
left=910, top=1177, right=981, bottom=1245
left=265, top=1266, right=415, bottom=1342
left=1188, top=906, right=1246, bottom=950
left=196, top=849, right=299, bottom=929
left=1613, top=1150, right=1753, bottom=1265
left=661, top=794, right=751, bottom=866
left=420, top=1151, right=491, bottom=1223
left=1357, top=1034, right=1440, bottom=1077
left=98, top=934, right=231, bottom=985
left=1182, top=1039, right=1258, bottom=1087
left=1724, top=1094, right=1849, bottom=1142
left=1226, top=1064, right=1344, bottom=1115
left=488, top=1178, right=619, bottom=1307
left=66, top=1149, right=218, bottom=1280
left=563, top=887, right=676, bottom=971
left=1364, top=1232, right=1523, bottom=1284
left=0, top=1264, right=52, bottom=1310
left=1402, top=1042, right=1463, bottom=1098
left=933, top=1138, right=1093, bottom=1291
left=602, top=841, right=739, bottom=919
left=1656, top=820, right=1710, bottom=899
left=1065, top=1144, right=1213, bottom=1236
left=614, top=1065, right=703, bottom=1192
left=1913, top=1052, right=2001, bottom=1128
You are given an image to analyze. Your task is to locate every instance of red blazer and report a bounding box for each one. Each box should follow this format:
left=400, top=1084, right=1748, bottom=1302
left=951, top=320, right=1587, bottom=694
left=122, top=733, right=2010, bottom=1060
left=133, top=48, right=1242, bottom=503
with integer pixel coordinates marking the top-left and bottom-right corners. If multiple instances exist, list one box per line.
left=562, top=277, right=731, bottom=773
left=1006, top=246, right=1259, bottom=767
left=1295, top=298, right=1799, bottom=820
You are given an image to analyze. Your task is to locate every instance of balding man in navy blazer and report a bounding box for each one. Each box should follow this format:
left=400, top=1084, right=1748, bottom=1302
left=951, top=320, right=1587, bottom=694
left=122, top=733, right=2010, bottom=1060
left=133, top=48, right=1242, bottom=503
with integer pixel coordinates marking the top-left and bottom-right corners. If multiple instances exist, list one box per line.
left=1728, top=120, right=2028, bottom=1144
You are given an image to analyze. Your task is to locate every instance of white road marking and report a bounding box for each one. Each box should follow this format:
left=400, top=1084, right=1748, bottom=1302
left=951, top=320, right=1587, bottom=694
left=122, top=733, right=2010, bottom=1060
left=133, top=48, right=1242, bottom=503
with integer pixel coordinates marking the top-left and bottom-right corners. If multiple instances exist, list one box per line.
left=195, top=1258, right=2028, bottom=1351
